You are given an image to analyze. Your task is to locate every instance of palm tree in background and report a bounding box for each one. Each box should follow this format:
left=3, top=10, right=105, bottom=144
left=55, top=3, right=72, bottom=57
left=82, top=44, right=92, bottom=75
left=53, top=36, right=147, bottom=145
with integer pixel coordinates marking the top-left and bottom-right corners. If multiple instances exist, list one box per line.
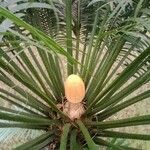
left=0, top=0, right=150, bottom=149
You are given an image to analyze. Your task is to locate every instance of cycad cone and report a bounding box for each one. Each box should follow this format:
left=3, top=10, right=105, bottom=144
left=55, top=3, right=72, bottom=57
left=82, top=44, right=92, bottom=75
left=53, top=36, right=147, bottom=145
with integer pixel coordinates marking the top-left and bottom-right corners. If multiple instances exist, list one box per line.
left=64, top=74, right=85, bottom=103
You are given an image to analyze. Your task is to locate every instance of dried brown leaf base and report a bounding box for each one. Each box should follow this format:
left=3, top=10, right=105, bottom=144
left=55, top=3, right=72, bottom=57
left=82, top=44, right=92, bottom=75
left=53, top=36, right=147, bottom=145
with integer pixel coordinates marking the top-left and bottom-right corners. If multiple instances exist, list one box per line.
left=63, top=102, right=85, bottom=120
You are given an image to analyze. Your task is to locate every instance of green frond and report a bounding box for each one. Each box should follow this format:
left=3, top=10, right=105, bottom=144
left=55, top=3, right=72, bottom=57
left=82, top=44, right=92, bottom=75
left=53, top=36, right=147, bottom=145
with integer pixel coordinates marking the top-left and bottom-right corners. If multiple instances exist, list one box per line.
left=14, top=131, right=53, bottom=150
left=0, top=0, right=150, bottom=149
left=59, top=123, right=71, bottom=150
left=77, top=120, right=99, bottom=150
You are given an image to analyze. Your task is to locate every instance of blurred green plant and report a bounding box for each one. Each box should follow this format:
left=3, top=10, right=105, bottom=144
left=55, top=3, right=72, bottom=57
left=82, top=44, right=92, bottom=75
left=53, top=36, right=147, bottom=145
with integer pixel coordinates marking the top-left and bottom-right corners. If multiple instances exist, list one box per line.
left=0, top=0, right=150, bottom=149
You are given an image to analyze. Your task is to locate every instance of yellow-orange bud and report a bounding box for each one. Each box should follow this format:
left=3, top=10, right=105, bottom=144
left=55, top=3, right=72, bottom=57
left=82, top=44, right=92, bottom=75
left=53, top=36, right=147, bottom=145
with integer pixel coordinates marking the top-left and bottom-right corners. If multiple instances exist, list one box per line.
left=64, top=74, right=85, bottom=103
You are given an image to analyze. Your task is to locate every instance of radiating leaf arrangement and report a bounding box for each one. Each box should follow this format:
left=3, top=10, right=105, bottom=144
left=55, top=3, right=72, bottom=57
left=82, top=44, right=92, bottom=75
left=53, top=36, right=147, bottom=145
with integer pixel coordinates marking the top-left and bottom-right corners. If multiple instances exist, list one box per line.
left=0, top=0, right=150, bottom=149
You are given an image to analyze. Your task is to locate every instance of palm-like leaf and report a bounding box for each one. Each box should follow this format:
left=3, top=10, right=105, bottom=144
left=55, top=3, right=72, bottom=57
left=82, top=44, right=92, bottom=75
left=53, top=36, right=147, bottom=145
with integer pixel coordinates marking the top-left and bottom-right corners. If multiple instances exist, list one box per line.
left=0, top=0, right=150, bottom=149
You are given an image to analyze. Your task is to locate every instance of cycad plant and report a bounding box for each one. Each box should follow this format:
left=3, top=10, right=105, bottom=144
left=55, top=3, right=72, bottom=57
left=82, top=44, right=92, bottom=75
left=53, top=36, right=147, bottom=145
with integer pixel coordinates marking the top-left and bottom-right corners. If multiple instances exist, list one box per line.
left=0, top=0, right=150, bottom=149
